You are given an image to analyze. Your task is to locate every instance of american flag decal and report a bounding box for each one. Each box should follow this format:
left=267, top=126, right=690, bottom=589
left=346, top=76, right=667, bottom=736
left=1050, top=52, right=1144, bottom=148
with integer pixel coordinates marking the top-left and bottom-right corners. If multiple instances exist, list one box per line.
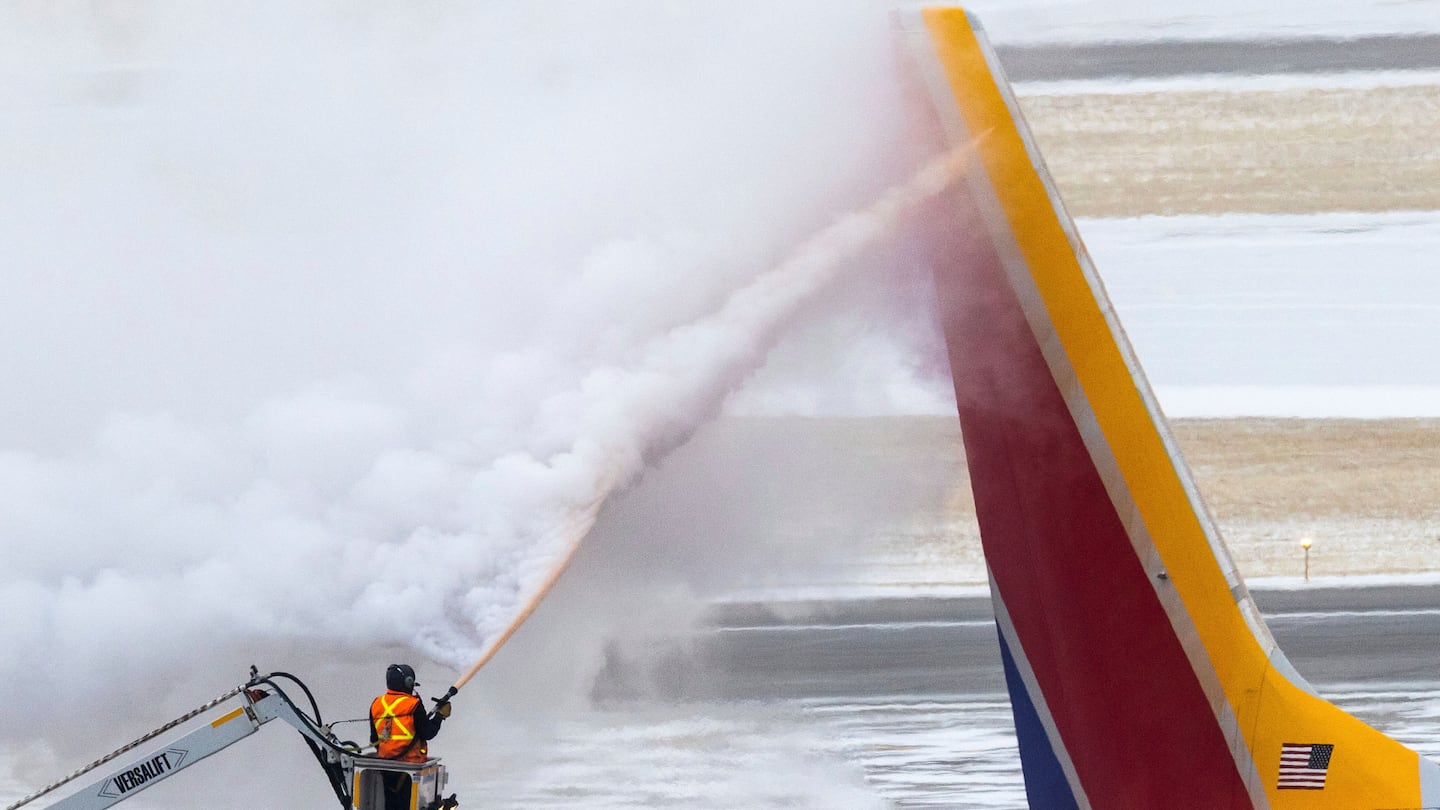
left=1278, top=743, right=1335, bottom=789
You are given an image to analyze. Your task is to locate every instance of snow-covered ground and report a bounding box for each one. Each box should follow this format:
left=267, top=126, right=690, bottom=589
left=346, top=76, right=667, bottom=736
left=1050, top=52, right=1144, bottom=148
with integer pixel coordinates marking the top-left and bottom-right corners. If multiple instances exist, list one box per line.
left=1017, top=68, right=1440, bottom=97
left=1086, top=212, right=1440, bottom=416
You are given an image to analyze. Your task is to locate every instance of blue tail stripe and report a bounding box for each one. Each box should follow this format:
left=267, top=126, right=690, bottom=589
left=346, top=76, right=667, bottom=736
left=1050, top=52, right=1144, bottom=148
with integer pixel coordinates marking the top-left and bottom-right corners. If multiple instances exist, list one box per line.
left=997, top=627, right=1082, bottom=809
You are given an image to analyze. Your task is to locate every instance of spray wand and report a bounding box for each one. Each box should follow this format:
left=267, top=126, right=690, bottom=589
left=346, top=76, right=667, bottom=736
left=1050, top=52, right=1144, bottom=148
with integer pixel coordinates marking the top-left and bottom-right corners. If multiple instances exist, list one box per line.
left=440, top=473, right=617, bottom=704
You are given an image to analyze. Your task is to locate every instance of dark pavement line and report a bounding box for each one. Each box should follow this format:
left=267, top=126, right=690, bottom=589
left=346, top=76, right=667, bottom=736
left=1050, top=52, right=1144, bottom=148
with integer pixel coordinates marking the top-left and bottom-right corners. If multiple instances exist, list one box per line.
left=994, top=35, right=1440, bottom=82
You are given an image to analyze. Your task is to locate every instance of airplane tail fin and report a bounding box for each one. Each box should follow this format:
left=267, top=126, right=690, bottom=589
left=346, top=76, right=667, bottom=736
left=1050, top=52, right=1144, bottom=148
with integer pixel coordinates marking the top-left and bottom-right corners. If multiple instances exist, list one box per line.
left=902, top=8, right=1440, bottom=808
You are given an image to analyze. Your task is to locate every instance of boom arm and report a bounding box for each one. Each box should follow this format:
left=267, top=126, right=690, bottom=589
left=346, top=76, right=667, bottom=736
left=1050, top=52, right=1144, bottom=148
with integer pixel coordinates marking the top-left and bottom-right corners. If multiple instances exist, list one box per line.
left=46, top=687, right=289, bottom=809
left=12, top=670, right=416, bottom=810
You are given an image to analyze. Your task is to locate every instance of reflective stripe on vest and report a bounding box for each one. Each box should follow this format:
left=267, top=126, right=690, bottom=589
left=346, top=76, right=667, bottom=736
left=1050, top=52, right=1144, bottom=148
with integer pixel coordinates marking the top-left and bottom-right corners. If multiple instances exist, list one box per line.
left=370, top=691, right=427, bottom=762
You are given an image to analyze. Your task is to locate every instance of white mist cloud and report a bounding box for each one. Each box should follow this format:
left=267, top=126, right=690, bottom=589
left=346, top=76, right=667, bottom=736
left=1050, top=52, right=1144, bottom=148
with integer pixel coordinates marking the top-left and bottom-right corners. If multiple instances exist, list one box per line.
left=0, top=4, right=958, bottom=778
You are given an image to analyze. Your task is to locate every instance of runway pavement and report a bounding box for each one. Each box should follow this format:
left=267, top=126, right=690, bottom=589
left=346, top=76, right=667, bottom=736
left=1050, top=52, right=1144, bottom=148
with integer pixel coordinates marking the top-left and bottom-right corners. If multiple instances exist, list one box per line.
left=596, top=585, right=1440, bottom=701
left=497, top=585, right=1440, bottom=809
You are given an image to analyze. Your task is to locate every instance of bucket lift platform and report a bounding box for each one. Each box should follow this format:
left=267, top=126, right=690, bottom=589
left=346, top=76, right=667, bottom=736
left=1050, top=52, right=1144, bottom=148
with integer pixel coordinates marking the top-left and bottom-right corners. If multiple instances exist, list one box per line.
left=5, top=669, right=458, bottom=810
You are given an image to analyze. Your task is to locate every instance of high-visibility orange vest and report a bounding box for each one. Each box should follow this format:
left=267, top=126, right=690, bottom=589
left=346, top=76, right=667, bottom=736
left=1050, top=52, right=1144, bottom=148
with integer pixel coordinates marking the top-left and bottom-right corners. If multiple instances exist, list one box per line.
left=370, top=690, right=427, bottom=762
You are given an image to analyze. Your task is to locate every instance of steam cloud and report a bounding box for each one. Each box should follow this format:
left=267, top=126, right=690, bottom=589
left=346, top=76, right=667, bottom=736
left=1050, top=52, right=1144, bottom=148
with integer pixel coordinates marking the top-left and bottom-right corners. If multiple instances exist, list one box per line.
left=0, top=0, right=957, bottom=768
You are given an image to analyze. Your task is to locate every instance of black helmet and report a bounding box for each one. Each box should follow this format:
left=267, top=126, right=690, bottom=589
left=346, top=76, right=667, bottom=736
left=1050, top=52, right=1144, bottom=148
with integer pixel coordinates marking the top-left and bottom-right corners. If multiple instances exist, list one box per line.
left=386, top=664, right=418, bottom=693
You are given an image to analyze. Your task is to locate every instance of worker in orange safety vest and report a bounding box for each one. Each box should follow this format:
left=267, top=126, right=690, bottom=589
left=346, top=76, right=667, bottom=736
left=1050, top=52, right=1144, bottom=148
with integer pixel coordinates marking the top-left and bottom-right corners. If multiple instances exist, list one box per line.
left=369, top=664, right=451, bottom=809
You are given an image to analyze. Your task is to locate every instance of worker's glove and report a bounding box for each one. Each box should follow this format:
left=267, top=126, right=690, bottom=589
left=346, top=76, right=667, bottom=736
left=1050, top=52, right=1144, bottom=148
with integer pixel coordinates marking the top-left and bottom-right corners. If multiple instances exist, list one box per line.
left=435, top=700, right=452, bottom=719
